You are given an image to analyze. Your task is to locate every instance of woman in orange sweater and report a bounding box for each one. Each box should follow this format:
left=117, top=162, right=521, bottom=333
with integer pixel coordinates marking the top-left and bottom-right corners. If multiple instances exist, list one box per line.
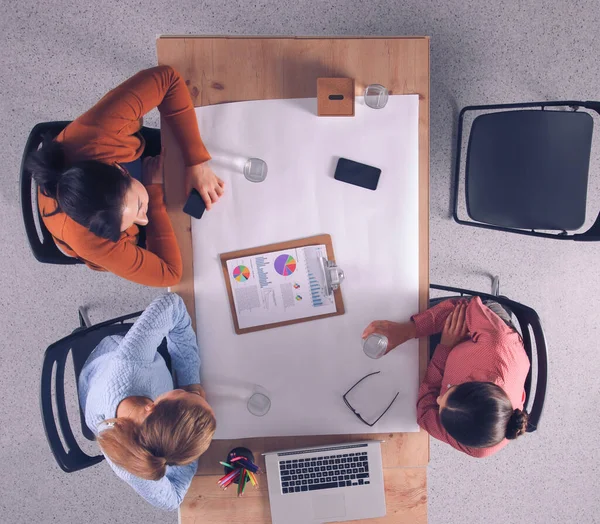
left=27, top=66, right=223, bottom=287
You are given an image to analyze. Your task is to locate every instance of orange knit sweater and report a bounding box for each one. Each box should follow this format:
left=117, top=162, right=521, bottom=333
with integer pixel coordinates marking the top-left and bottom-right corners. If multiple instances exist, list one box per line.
left=38, top=66, right=210, bottom=287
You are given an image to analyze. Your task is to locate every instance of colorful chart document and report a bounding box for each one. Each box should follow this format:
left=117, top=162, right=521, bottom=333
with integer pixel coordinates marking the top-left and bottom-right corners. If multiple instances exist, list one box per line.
left=226, top=245, right=337, bottom=329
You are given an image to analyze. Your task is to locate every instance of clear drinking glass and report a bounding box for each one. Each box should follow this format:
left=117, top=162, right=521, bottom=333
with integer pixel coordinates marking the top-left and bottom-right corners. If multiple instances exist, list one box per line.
left=243, top=158, right=268, bottom=183
left=362, top=333, right=389, bottom=359
left=364, top=84, right=389, bottom=109
left=247, top=386, right=271, bottom=416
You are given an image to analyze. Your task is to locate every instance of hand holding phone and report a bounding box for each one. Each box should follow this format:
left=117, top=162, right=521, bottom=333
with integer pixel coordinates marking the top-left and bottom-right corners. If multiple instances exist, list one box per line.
left=183, top=189, right=207, bottom=220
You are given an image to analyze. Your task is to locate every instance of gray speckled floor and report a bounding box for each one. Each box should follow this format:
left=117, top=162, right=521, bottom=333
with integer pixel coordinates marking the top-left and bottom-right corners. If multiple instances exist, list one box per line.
left=1, top=1, right=599, bottom=523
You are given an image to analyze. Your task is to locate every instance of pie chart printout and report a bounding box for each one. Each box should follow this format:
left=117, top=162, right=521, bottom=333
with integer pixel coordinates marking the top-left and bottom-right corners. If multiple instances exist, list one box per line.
left=274, top=254, right=297, bottom=276
left=233, top=265, right=251, bottom=282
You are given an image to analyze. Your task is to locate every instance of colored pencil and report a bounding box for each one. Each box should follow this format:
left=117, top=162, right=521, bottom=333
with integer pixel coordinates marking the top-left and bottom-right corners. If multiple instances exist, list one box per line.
left=218, top=455, right=259, bottom=494
left=238, top=468, right=247, bottom=496
left=218, top=469, right=239, bottom=486
left=223, top=474, right=237, bottom=489
left=217, top=471, right=233, bottom=484
left=247, top=470, right=257, bottom=487
left=237, top=471, right=243, bottom=496
left=233, top=458, right=259, bottom=473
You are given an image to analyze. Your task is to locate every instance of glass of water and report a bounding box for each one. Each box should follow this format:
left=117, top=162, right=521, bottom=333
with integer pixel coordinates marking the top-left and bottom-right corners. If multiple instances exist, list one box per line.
left=243, top=158, right=268, bottom=183
left=362, top=333, right=389, bottom=359
left=247, top=385, right=271, bottom=416
left=364, top=84, right=389, bottom=109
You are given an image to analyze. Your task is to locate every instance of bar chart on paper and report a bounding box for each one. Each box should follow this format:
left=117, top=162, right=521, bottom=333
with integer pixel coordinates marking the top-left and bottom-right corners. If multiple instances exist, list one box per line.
left=256, top=256, right=272, bottom=288
left=308, top=270, right=323, bottom=307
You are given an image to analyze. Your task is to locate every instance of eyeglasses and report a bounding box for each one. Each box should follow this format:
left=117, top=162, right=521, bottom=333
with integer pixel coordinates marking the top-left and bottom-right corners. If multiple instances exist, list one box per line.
left=342, top=371, right=400, bottom=427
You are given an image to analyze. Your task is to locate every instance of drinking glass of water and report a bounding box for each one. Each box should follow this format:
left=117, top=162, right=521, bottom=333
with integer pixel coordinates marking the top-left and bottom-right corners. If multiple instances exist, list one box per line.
left=243, top=158, right=268, bottom=183
left=364, top=84, right=389, bottom=109
left=362, top=333, right=389, bottom=359
left=247, top=385, right=271, bottom=416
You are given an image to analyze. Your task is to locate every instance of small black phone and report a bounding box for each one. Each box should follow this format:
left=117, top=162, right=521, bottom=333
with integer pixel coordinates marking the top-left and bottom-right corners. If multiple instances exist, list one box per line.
left=183, top=189, right=207, bottom=220
left=334, top=158, right=381, bottom=191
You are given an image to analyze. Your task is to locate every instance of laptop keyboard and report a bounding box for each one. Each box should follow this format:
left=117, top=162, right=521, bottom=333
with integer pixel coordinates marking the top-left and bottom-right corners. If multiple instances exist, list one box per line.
left=279, top=451, right=370, bottom=494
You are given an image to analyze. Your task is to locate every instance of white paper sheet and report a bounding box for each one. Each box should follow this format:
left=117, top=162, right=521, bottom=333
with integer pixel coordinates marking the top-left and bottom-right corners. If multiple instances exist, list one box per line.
left=225, top=244, right=337, bottom=329
left=191, top=96, right=420, bottom=439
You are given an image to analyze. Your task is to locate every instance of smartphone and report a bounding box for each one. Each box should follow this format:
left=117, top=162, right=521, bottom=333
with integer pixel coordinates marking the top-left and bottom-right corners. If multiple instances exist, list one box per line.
left=334, top=158, right=381, bottom=191
left=183, top=189, right=207, bottom=220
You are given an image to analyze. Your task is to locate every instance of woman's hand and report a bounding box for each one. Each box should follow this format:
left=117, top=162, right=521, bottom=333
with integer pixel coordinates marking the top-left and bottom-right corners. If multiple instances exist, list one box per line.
left=440, top=302, right=469, bottom=348
left=185, top=163, right=225, bottom=210
left=362, top=320, right=417, bottom=354
left=142, top=150, right=164, bottom=186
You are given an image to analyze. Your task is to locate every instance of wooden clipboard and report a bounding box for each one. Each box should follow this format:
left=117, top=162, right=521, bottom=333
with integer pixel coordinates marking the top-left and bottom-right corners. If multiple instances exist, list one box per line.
left=220, top=234, right=345, bottom=335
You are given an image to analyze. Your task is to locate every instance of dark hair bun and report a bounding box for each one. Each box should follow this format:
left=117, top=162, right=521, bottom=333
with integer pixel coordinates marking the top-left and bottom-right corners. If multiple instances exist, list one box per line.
left=506, top=409, right=528, bottom=439
left=25, top=134, right=67, bottom=199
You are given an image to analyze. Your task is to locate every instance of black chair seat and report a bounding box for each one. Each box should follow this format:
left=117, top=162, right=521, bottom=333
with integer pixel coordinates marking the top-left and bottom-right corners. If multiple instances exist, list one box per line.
left=466, top=110, right=593, bottom=230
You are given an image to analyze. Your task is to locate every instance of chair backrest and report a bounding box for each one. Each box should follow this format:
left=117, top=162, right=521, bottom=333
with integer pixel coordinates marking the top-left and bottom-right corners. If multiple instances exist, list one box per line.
left=20, top=121, right=82, bottom=264
left=40, top=311, right=172, bottom=473
left=429, top=284, right=548, bottom=432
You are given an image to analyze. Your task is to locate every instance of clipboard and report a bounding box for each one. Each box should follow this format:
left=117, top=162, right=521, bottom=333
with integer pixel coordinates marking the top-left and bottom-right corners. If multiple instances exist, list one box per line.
left=220, top=234, right=345, bottom=335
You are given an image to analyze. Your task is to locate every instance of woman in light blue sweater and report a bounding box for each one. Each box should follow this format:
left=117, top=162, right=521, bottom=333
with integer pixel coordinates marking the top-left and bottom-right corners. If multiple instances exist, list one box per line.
left=78, top=293, right=216, bottom=511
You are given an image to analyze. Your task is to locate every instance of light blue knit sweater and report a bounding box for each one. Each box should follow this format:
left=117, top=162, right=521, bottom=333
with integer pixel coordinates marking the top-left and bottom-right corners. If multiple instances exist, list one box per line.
left=78, top=293, right=201, bottom=511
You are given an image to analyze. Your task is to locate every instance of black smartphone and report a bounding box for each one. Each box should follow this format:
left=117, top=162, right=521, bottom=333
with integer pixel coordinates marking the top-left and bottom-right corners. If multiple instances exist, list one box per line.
left=334, top=158, right=381, bottom=190
left=183, top=189, right=207, bottom=220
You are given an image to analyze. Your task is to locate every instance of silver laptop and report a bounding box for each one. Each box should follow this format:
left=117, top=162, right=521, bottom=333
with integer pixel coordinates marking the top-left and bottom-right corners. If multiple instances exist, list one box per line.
left=264, top=441, right=386, bottom=524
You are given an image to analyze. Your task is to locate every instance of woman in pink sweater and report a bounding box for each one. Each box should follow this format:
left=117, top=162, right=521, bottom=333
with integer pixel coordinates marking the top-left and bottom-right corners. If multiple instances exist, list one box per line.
left=363, top=298, right=530, bottom=458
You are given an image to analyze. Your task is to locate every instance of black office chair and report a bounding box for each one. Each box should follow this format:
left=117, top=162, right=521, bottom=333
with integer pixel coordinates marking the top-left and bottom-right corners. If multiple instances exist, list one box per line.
left=20, top=121, right=83, bottom=264
left=453, top=101, right=600, bottom=241
left=428, top=281, right=548, bottom=432
left=40, top=309, right=172, bottom=473
left=21, top=122, right=162, bottom=263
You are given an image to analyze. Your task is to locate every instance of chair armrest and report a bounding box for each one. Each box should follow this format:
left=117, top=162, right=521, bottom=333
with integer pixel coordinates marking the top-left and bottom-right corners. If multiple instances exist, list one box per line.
left=40, top=341, right=103, bottom=473
left=515, top=309, right=548, bottom=431
left=20, top=121, right=81, bottom=264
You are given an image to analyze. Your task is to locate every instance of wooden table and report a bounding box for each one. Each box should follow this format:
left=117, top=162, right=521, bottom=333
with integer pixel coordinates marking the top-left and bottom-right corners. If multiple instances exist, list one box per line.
left=157, top=36, right=430, bottom=524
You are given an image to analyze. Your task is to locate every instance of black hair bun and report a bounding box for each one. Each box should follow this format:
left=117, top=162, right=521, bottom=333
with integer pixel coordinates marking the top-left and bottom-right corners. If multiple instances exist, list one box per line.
left=26, top=134, right=67, bottom=199
left=506, top=409, right=528, bottom=439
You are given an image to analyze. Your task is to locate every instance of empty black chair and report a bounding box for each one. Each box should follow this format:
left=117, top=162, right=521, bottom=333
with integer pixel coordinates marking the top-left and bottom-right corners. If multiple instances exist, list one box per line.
left=453, top=101, right=600, bottom=241
left=428, top=282, right=548, bottom=432
left=20, top=121, right=83, bottom=264
left=40, top=309, right=171, bottom=473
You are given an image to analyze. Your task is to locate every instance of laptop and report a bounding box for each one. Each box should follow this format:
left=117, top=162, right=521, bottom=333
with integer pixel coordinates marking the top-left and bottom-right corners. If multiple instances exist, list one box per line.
left=264, top=441, right=386, bottom=524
